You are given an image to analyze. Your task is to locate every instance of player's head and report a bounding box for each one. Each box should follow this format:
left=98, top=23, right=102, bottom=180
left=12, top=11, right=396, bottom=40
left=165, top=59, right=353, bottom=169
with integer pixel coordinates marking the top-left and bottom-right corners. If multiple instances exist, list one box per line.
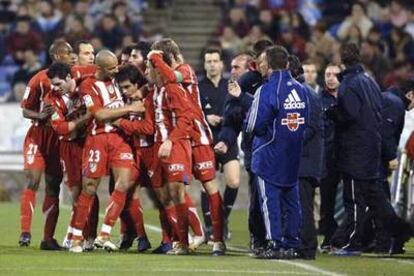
left=204, top=47, right=223, bottom=79
left=74, top=40, right=95, bottom=65
left=324, top=63, right=341, bottom=91
left=49, top=39, right=74, bottom=65
left=129, top=41, right=151, bottom=69
left=116, top=64, right=147, bottom=100
left=95, top=49, right=119, bottom=79
left=288, top=55, right=304, bottom=80
left=120, top=44, right=134, bottom=65
left=399, top=79, right=414, bottom=110
left=46, top=62, right=73, bottom=95
left=230, top=53, right=253, bottom=79
left=302, top=60, right=318, bottom=86
left=151, top=38, right=181, bottom=65
left=341, top=43, right=361, bottom=68
left=265, top=45, right=289, bottom=73
left=252, top=39, right=273, bottom=59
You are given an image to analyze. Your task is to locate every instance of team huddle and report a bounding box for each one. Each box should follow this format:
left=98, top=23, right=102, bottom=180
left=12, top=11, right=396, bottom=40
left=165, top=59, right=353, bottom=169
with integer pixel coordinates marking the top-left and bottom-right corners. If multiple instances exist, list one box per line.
left=18, top=38, right=226, bottom=256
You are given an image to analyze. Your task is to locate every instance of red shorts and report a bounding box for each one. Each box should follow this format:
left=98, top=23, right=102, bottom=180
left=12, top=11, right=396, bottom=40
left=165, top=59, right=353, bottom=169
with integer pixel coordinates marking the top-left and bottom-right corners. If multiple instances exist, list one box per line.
left=23, top=124, right=62, bottom=176
left=60, top=139, right=83, bottom=188
left=82, top=132, right=135, bottom=179
left=192, top=145, right=216, bottom=182
left=151, top=140, right=192, bottom=188
left=135, top=146, right=154, bottom=188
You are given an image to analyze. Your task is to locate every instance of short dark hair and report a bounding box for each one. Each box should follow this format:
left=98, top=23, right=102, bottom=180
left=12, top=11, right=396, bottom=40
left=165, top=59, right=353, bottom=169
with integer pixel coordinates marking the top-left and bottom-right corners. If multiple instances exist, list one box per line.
left=266, top=45, right=289, bottom=70
left=47, top=62, right=71, bottom=80
left=73, top=40, right=92, bottom=55
left=121, top=44, right=134, bottom=55
left=341, top=43, right=361, bottom=67
left=115, top=64, right=147, bottom=87
left=252, top=39, right=273, bottom=58
left=203, top=47, right=223, bottom=61
left=131, top=41, right=151, bottom=61
left=288, top=55, right=303, bottom=79
left=399, top=79, right=414, bottom=95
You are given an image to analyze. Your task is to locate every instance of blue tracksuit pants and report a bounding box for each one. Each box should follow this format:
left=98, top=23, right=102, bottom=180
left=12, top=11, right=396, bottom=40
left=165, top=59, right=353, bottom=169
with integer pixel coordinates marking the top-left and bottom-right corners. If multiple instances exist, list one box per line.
left=257, top=176, right=301, bottom=249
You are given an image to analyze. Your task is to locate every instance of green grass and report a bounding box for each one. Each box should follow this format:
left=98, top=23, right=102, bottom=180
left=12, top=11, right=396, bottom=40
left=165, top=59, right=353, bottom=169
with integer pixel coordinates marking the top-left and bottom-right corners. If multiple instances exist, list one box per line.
left=1, top=202, right=414, bottom=276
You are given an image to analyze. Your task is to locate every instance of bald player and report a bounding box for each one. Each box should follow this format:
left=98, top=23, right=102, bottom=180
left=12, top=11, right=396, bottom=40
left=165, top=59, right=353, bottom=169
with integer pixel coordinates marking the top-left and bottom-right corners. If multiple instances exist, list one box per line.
left=19, top=40, right=74, bottom=250
left=69, top=50, right=145, bottom=253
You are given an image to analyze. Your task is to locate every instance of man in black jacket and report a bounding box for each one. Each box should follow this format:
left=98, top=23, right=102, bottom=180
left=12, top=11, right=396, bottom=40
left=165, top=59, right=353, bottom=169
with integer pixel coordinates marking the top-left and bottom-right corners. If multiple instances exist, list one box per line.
left=330, top=43, right=411, bottom=256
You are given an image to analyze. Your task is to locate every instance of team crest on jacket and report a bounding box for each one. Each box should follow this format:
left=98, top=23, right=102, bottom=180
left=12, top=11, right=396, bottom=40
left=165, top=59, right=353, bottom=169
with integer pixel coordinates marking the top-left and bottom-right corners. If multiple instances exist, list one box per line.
left=281, top=112, right=305, bottom=131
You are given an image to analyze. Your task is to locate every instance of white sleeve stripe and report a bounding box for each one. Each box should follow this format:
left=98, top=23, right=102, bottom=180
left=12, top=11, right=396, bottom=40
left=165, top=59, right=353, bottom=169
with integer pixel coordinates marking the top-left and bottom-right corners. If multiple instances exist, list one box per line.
left=246, top=85, right=262, bottom=133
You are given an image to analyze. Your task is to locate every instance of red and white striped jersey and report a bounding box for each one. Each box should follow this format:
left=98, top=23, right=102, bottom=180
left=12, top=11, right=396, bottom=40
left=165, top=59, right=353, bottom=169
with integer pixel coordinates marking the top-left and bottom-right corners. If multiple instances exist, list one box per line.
left=149, top=53, right=213, bottom=146
left=79, top=77, right=125, bottom=136
left=45, top=91, right=84, bottom=141
left=151, top=83, right=193, bottom=143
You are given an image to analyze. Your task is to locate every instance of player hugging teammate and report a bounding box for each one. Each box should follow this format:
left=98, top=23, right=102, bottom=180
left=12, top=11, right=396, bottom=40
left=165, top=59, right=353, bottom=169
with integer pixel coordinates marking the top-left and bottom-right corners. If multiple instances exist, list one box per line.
left=18, top=38, right=225, bottom=256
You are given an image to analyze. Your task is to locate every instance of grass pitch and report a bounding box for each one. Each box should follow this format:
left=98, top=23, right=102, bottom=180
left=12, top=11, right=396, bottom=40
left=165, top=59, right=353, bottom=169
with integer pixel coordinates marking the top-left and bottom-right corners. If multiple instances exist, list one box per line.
left=0, top=202, right=414, bottom=275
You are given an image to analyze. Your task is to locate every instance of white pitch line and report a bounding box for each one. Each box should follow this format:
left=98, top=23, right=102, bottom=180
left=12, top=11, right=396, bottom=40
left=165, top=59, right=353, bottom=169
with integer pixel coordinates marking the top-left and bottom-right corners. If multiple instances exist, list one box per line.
left=382, top=258, right=414, bottom=266
left=60, top=205, right=342, bottom=276
left=0, top=267, right=315, bottom=275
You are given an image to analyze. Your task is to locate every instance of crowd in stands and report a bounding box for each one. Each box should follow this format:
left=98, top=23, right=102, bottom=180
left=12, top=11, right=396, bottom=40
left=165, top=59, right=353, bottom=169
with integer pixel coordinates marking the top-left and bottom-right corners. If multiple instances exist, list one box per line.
left=0, top=0, right=149, bottom=103
left=213, top=0, right=414, bottom=89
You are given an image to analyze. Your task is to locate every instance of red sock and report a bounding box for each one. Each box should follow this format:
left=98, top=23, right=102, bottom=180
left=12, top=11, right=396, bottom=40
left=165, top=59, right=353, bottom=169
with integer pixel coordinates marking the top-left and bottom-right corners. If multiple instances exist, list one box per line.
left=72, top=191, right=94, bottom=240
left=101, top=189, right=126, bottom=236
left=185, top=192, right=204, bottom=237
left=84, top=195, right=99, bottom=239
left=20, top=188, right=36, bottom=233
left=159, top=208, right=172, bottom=243
left=176, top=203, right=189, bottom=246
left=42, top=195, right=59, bottom=241
left=129, top=198, right=146, bottom=237
left=165, top=206, right=180, bottom=242
left=209, top=192, right=224, bottom=242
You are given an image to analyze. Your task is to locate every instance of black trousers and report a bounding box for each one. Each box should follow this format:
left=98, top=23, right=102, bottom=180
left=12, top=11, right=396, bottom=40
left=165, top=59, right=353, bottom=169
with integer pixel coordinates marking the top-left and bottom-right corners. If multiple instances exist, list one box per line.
left=332, top=174, right=406, bottom=250
left=299, top=177, right=318, bottom=257
left=248, top=171, right=266, bottom=243
left=319, top=168, right=340, bottom=243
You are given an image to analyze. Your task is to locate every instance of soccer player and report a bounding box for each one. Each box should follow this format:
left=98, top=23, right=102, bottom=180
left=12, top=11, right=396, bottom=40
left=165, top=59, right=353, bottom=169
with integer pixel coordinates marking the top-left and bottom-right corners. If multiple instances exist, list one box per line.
left=145, top=51, right=194, bottom=255
left=73, top=40, right=95, bottom=66
left=113, top=64, right=154, bottom=252
left=19, top=40, right=74, bottom=250
left=150, top=39, right=226, bottom=255
left=246, top=46, right=309, bottom=259
left=44, top=62, right=99, bottom=250
left=69, top=50, right=144, bottom=253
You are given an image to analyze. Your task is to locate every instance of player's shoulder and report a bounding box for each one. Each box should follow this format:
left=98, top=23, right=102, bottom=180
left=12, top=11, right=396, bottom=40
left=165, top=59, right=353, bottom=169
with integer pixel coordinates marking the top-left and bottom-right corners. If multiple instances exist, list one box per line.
left=28, top=69, right=49, bottom=85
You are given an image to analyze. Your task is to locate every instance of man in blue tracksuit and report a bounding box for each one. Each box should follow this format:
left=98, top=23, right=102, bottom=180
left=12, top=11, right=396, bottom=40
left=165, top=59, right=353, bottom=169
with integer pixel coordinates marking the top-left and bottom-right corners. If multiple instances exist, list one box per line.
left=216, top=39, right=273, bottom=253
left=246, top=45, right=309, bottom=259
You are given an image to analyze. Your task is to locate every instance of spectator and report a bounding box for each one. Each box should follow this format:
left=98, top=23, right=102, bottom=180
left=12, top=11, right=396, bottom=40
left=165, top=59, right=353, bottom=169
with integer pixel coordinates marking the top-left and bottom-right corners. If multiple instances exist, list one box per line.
left=64, top=16, right=92, bottom=46
left=94, top=13, right=125, bottom=51
left=337, top=3, right=373, bottom=40
left=6, top=16, right=44, bottom=64
left=6, top=81, right=25, bottom=103
left=66, top=1, right=94, bottom=32
left=310, top=22, right=337, bottom=60
left=242, top=25, right=271, bottom=52
left=388, top=0, right=409, bottom=28
left=303, top=60, right=322, bottom=94
left=34, top=1, right=64, bottom=46
left=360, top=40, right=391, bottom=88
left=277, top=26, right=306, bottom=60
left=386, top=27, right=414, bottom=63
left=222, top=7, right=250, bottom=38
left=342, top=24, right=363, bottom=45
left=112, top=1, right=141, bottom=39
left=12, top=49, right=42, bottom=85
left=219, top=25, right=244, bottom=56
left=257, top=9, right=278, bottom=40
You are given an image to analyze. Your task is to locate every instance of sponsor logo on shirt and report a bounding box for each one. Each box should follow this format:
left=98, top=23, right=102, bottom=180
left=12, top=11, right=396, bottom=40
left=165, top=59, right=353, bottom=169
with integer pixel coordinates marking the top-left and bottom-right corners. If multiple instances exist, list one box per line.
left=195, top=161, right=214, bottom=170
left=284, top=89, right=305, bottom=110
left=120, top=153, right=133, bottom=160
left=281, top=112, right=305, bottom=132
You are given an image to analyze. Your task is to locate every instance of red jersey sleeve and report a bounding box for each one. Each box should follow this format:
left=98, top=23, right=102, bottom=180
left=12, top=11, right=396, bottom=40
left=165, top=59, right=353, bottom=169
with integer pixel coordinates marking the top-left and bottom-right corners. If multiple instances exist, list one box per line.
left=165, top=84, right=193, bottom=142
left=43, top=93, right=70, bottom=135
left=176, top=64, right=194, bottom=85
left=79, top=80, right=103, bottom=114
left=149, top=53, right=177, bottom=83
left=119, top=94, right=155, bottom=136
left=21, top=73, right=42, bottom=110
left=72, top=65, right=97, bottom=84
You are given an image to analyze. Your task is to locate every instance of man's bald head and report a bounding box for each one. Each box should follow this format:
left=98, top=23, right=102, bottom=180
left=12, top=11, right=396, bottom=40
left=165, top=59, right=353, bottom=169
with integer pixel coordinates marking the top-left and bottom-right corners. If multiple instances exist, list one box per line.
left=95, top=49, right=119, bottom=80
left=49, top=40, right=74, bottom=64
left=231, top=53, right=252, bottom=79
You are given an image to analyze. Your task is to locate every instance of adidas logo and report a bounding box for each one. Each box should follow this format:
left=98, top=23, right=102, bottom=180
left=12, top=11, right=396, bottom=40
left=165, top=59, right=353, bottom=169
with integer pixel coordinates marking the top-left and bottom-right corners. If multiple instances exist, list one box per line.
left=284, top=89, right=305, bottom=110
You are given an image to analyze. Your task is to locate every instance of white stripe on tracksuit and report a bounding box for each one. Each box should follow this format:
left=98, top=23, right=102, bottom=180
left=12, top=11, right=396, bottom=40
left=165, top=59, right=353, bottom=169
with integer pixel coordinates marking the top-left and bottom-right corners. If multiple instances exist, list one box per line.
left=257, top=176, right=272, bottom=240
left=342, top=179, right=358, bottom=250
